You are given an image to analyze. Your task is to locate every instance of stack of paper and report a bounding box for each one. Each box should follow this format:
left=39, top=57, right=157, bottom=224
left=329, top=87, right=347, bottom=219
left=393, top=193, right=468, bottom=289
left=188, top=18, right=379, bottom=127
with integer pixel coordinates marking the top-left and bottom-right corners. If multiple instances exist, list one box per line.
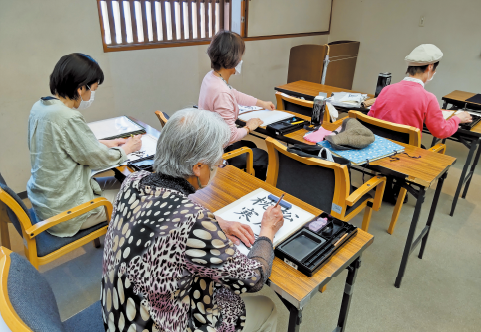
left=330, top=92, right=368, bottom=108
left=238, top=110, right=293, bottom=126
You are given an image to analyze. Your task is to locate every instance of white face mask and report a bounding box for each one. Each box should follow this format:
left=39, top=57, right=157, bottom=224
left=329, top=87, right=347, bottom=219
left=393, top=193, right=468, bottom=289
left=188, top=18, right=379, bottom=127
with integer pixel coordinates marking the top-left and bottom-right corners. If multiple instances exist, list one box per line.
left=196, top=165, right=218, bottom=189
left=427, top=71, right=436, bottom=83
left=74, top=85, right=95, bottom=110
left=235, top=60, right=243, bottom=75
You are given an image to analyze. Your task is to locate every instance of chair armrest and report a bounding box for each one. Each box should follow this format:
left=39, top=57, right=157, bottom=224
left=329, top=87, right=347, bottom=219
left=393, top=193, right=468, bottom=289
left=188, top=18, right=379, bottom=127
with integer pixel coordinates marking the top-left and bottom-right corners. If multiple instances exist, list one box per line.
left=346, top=176, right=386, bottom=210
left=25, top=198, right=113, bottom=239
left=428, top=143, right=446, bottom=155
left=223, top=147, right=255, bottom=176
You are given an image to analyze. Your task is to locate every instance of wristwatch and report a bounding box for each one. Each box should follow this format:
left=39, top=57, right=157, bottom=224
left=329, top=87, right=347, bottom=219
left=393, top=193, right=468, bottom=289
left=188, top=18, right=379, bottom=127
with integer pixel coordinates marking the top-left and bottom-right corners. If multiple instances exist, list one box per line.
left=244, top=126, right=250, bottom=134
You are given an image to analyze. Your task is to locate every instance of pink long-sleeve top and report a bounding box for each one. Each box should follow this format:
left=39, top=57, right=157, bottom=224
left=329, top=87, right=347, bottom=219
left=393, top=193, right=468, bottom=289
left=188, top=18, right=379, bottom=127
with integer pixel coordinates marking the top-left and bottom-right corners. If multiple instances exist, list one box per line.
left=198, top=71, right=257, bottom=145
left=368, top=80, right=460, bottom=139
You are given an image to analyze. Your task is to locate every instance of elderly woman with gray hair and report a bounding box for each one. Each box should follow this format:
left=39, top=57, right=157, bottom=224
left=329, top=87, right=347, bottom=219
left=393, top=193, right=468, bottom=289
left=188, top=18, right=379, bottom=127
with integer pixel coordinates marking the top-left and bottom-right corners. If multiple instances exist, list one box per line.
left=101, top=108, right=283, bottom=332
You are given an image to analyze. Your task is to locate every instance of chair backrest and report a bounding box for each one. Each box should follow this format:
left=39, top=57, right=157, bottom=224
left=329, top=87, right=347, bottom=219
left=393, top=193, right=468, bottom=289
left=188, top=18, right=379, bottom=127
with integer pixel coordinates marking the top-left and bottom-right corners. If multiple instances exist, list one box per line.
left=0, top=173, right=31, bottom=236
left=287, top=44, right=327, bottom=84
left=275, top=92, right=330, bottom=122
left=0, top=247, right=64, bottom=332
left=154, top=111, right=170, bottom=127
left=265, top=137, right=350, bottom=214
left=348, top=111, right=421, bottom=146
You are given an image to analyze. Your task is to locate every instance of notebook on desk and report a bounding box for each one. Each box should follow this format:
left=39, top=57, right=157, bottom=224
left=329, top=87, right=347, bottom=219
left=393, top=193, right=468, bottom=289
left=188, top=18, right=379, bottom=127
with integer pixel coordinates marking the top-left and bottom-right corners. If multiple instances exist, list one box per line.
left=88, top=116, right=146, bottom=140
left=317, top=135, right=405, bottom=165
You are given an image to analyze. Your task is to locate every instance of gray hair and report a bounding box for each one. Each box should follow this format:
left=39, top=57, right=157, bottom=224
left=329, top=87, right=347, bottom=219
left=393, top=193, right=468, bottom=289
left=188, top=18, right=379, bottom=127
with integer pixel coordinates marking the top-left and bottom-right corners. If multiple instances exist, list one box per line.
left=153, top=108, right=231, bottom=177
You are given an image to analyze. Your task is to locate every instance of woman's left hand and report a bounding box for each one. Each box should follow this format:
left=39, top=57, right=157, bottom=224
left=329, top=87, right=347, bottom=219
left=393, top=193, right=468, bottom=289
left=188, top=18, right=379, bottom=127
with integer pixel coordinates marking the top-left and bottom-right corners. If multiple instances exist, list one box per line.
left=217, top=216, right=255, bottom=247
left=99, top=138, right=128, bottom=148
left=257, top=100, right=275, bottom=111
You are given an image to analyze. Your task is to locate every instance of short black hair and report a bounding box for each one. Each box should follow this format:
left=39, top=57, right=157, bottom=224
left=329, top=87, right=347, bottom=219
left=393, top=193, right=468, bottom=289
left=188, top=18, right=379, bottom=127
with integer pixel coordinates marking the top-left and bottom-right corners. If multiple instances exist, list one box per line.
left=207, top=30, right=245, bottom=71
left=49, top=53, right=104, bottom=100
left=406, top=61, right=439, bottom=76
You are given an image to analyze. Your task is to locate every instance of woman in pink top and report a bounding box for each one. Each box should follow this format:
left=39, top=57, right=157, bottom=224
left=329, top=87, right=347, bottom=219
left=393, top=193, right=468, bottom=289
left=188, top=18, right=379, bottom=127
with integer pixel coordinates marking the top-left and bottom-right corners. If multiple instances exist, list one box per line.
left=368, top=44, right=472, bottom=204
left=368, top=44, right=472, bottom=139
left=198, top=30, right=275, bottom=180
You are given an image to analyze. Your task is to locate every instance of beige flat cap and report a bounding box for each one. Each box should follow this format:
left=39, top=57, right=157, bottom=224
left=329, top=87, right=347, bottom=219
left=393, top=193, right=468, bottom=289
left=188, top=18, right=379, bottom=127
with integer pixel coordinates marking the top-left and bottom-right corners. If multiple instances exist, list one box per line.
left=405, top=44, right=443, bottom=66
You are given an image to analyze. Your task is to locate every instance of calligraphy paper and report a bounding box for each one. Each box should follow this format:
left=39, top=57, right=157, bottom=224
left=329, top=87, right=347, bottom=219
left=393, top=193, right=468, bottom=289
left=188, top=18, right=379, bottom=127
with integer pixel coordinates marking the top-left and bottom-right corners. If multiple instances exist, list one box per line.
left=214, top=188, right=315, bottom=255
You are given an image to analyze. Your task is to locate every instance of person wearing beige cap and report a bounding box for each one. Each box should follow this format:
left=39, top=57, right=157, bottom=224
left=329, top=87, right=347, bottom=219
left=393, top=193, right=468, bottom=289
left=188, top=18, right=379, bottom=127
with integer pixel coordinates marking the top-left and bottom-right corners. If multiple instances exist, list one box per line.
left=368, top=44, right=472, bottom=139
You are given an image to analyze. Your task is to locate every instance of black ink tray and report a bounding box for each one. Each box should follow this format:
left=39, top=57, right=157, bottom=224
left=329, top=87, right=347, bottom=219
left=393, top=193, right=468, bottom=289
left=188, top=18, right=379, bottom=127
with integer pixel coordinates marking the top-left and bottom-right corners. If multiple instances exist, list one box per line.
left=127, top=158, right=154, bottom=172
left=266, top=117, right=308, bottom=135
left=275, top=213, right=358, bottom=277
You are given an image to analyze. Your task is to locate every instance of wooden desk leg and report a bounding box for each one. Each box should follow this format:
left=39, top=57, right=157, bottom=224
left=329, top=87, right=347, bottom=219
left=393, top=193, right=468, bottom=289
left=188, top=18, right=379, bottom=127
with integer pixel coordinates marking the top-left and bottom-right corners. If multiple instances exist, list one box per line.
left=418, top=172, right=447, bottom=260
left=334, top=257, right=361, bottom=332
left=275, top=293, right=302, bottom=332
left=450, top=137, right=480, bottom=216
left=395, top=186, right=426, bottom=288
left=287, top=306, right=302, bottom=332
left=0, top=203, right=11, bottom=250
left=461, top=143, right=481, bottom=199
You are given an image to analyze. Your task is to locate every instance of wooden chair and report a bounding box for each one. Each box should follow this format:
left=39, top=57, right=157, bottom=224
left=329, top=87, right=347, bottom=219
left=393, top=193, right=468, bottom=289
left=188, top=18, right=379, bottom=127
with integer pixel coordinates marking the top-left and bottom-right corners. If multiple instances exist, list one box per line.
left=265, top=137, right=386, bottom=232
left=153, top=111, right=256, bottom=176
left=275, top=91, right=331, bottom=123
left=348, top=111, right=446, bottom=234
left=0, top=173, right=112, bottom=270
left=154, top=110, right=170, bottom=128
left=0, top=247, right=104, bottom=331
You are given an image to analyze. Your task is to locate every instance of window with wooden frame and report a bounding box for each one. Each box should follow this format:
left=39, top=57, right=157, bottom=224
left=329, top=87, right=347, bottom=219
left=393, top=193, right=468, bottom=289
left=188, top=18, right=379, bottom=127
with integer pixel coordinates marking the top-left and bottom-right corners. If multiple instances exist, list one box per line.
left=97, top=0, right=240, bottom=52
left=97, top=0, right=332, bottom=52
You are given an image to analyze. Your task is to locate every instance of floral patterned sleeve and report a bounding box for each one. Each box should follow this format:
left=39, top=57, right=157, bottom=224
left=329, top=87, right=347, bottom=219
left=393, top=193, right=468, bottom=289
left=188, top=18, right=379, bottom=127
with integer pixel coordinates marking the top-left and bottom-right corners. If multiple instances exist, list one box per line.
left=184, top=209, right=273, bottom=291
left=183, top=209, right=274, bottom=329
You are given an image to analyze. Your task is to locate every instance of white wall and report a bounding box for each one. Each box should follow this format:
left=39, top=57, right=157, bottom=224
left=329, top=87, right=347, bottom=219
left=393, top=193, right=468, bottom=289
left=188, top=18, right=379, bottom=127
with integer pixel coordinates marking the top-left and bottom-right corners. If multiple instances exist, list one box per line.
left=328, top=0, right=481, bottom=102
left=0, top=0, right=327, bottom=191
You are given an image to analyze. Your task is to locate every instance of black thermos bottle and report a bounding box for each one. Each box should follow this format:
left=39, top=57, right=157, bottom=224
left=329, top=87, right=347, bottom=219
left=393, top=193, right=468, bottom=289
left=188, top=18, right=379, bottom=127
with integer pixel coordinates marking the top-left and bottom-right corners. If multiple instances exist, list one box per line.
left=374, top=72, right=392, bottom=97
left=311, top=92, right=327, bottom=127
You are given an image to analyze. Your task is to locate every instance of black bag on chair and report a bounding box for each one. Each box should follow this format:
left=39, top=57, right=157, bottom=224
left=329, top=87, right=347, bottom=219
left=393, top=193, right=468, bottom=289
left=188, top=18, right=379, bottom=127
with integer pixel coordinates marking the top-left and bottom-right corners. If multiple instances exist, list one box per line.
left=286, top=144, right=351, bottom=165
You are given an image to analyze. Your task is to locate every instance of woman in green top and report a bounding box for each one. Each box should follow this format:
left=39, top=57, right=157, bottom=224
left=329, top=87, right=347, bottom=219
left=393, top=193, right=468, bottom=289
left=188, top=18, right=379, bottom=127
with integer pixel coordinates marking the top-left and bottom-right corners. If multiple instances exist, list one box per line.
left=27, top=53, right=142, bottom=237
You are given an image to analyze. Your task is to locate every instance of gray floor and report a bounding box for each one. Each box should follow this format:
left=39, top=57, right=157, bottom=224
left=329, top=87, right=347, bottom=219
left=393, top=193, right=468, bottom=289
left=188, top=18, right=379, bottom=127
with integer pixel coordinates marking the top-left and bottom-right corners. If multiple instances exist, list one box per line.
left=7, top=135, right=481, bottom=331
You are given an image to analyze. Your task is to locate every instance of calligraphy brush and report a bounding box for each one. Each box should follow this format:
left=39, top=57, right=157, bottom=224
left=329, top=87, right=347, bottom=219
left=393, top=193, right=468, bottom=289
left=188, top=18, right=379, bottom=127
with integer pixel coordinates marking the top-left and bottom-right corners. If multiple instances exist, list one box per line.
left=274, top=193, right=285, bottom=208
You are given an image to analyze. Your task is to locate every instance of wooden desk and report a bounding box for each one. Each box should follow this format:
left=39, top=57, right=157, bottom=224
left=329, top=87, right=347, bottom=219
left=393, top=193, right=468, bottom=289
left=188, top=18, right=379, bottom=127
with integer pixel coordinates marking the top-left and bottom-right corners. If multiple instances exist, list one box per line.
left=191, top=166, right=373, bottom=332
left=276, top=83, right=477, bottom=216
left=275, top=80, right=374, bottom=115
left=426, top=90, right=481, bottom=216
left=442, top=90, right=481, bottom=110
left=249, top=110, right=456, bottom=288
left=276, top=80, right=375, bottom=100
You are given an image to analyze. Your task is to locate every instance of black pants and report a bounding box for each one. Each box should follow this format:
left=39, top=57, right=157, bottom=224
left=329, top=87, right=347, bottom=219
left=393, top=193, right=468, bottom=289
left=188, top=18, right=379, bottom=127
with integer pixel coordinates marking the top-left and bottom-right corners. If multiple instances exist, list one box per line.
left=224, top=141, right=268, bottom=181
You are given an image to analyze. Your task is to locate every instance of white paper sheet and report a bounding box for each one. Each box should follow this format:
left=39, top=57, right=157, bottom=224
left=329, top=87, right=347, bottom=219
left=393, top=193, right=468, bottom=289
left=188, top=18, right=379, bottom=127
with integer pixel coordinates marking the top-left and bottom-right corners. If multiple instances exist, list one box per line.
left=238, top=110, right=293, bottom=126
left=90, top=134, right=158, bottom=177
left=238, top=105, right=264, bottom=114
left=442, top=110, right=462, bottom=120
left=88, top=116, right=144, bottom=140
left=126, top=134, right=158, bottom=162
left=214, top=188, right=315, bottom=256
